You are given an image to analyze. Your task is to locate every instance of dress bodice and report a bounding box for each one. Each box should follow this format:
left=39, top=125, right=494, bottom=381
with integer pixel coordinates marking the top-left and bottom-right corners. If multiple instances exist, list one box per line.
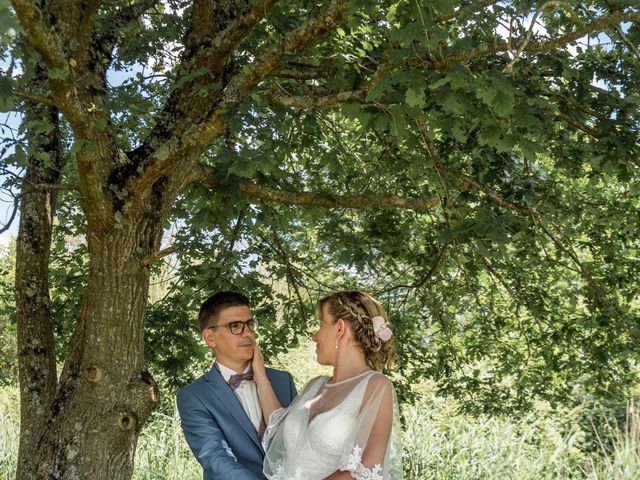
left=263, top=370, right=402, bottom=480
left=268, top=372, right=373, bottom=480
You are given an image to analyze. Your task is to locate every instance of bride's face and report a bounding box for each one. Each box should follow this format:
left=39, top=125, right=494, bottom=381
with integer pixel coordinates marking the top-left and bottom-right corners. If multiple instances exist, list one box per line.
left=312, top=303, right=339, bottom=366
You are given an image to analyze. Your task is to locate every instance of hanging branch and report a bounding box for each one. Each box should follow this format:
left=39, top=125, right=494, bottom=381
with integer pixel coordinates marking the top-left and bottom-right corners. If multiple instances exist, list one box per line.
left=0, top=194, right=18, bottom=234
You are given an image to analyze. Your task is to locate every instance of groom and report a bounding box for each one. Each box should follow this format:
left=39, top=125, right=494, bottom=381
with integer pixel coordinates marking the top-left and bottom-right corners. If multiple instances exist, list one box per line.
left=177, top=291, right=297, bottom=479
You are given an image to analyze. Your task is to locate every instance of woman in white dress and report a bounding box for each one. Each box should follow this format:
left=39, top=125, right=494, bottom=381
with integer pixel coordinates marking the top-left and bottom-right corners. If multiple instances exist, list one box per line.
left=252, top=290, right=403, bottom=480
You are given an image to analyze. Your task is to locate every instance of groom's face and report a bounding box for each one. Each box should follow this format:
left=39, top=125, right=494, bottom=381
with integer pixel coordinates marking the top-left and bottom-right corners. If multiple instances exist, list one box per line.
left=203, top=305, right=256, bottom=370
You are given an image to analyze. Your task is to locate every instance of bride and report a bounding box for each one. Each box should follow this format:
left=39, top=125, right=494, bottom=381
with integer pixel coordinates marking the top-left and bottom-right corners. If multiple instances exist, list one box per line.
left=252, top=291, right=403, bottom=480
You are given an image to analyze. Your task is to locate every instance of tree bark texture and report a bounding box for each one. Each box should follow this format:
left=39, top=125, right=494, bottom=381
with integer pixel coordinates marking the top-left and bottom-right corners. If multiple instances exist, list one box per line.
left=15, top=63, right=64, bottom=480
left=21, top=218, right=162, bottom=480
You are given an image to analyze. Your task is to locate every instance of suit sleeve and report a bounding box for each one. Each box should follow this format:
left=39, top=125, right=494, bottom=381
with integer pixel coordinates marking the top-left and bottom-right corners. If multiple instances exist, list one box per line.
left=287, top=373, right=298, bottom=404
left=177, top=388, right=260, bottom=480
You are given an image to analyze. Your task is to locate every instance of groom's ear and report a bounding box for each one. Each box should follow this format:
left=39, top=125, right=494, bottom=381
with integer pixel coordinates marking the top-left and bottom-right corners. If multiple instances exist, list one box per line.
left=203, top=328, right=216, bottom=349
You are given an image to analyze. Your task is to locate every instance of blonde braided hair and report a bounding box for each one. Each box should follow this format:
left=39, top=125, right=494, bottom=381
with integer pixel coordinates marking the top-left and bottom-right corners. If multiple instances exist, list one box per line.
left=316, top=291, right=396, bottom=371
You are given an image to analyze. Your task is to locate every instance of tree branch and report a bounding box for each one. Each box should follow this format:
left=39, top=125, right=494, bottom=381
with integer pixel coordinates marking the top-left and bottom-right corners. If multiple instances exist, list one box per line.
left=535, top=219, right=606, bottom=308
left=503, top=9, right=542, bottom=73
left=14, top=88, right=57, bottom=107
left=32, top=182, right=80, bottom=191
left=193, top=167, right=439, bottom=211
left=207, top=0, right=280, bottom=64
left=76, top=0, right=100, bottom=69
left=141, top=246, right=176, bottom=266
left=415, top=118, right=538, bottom=217
left=613, top=22, right=640, bottom=61
left=0, top=194, right=18, bottom=234
left=175, top=0, right=348, bottom=167
left=419, top=10, right=640, bottom=70
left=11, top=0, right=68, bottom=69
left=217, top=0, right=348, bottom=109
left=375, top=244, right=448, bottom=294
left=11, top=1, right=85, bottom=126
left=97, top=0, right=161, bottom=57
left=268, top=87, right=366, bottom=108
left=434, top=0, right=501, bottom=24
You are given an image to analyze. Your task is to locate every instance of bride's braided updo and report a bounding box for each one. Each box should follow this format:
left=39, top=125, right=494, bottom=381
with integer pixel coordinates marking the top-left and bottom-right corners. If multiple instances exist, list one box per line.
left=317, top=290, right=396, bottom=371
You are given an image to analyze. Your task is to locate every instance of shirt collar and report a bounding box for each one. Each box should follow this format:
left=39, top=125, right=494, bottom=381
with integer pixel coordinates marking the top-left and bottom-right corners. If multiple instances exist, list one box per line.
left=216, top=361, right=251, bottom=382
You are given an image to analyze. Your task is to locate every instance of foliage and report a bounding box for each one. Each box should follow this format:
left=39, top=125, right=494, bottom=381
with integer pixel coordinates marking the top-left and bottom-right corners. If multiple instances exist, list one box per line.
left=0, top=243, right=16, bottom=386
left=1, top=0, right=639, bottom=420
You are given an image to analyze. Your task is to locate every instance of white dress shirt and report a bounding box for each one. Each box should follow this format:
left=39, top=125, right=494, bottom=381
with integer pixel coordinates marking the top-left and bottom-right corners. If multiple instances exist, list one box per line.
left=216, top=361, right=263, bottom=431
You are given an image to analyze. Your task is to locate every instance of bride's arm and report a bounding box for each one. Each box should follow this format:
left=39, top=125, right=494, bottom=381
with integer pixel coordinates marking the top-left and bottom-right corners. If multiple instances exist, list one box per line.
left=252, top=344, right=282, bottom=423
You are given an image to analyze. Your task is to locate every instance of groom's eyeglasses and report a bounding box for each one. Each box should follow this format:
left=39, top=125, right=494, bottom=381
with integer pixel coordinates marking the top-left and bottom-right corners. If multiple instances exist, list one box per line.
left=208, top=319, right=257, bottom=335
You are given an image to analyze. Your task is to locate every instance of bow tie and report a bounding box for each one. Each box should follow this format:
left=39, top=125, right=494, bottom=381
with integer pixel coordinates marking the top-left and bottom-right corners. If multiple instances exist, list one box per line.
left=228, top=371, right=254, bottom=390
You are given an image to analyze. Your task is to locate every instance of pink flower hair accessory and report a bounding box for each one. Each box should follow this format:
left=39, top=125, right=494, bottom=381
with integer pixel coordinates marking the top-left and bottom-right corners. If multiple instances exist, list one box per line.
left=371, top=316, right=393, bottom=342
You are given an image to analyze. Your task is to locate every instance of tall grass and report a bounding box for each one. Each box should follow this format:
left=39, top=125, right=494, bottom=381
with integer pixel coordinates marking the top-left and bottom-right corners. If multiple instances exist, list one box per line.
left=585, top=401, right=640, bottom=480
left=0, top=388, right=19, bottom=480
left=402, top=403, right=588, bottom=479
left=133, top=409, right=200, bottom=480
left=2, top=388, right=639, bottom=479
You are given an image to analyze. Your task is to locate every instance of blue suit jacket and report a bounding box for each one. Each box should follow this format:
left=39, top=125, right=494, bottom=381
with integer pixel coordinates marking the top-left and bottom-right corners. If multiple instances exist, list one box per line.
left=177, top=364, right=297, bottom=480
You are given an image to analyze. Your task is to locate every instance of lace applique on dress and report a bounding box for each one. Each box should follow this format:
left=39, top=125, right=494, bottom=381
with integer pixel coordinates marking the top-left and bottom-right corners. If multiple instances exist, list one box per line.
left=272, top=462, right=305, bottom=480
left=342, top=445, right=384, bottom=480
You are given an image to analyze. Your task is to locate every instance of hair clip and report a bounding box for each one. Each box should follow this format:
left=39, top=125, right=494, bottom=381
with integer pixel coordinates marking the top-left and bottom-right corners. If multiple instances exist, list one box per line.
left=371, top=316, right=393, bottom=342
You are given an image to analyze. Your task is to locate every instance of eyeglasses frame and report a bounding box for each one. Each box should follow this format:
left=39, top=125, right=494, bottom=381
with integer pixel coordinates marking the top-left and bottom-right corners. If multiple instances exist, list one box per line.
left=207, top=318, right=257, bottom=335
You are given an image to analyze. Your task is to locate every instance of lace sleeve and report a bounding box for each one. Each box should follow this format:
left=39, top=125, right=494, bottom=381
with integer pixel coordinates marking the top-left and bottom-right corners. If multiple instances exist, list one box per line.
left=336, top=374, right=403, bottom=480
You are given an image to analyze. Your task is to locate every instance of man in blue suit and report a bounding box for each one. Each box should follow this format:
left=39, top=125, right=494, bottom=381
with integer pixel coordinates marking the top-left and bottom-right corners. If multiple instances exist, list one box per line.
left=177, top=291, right=297, bottom=479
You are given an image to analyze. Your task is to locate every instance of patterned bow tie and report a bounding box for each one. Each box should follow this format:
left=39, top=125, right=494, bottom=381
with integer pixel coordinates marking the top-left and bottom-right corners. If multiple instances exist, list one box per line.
left=228, top=371, right=254, bottom=390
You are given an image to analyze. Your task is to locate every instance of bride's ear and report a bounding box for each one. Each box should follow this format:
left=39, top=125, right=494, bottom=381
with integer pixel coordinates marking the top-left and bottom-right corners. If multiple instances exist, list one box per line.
left=336, top=318, right=351, bottom=340
left=336, top=318, right=345, bottom=338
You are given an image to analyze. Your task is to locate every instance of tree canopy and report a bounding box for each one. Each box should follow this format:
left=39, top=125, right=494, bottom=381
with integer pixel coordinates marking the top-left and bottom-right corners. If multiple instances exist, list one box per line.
left=1, top=1, right=640, bottom=477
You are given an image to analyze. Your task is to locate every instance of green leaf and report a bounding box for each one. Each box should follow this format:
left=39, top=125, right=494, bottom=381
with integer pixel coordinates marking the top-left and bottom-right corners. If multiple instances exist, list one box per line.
left=492, top=89, right=515, bottom=117
left=0, top=75, right=15, bottom=112
left=405, top=87, right=425, bottom=108
left=47, top=68, right=67, bottom=80
left=0, top=0, right=19, bottom=38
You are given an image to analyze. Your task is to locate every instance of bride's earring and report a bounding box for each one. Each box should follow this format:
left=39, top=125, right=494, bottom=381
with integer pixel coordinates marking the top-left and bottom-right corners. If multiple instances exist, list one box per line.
left=335, top=340, right=339, bottom=349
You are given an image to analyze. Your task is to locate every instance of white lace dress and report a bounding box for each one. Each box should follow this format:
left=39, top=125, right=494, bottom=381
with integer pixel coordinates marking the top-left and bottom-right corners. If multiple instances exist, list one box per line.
left=262, top=371, right=403, bottom=480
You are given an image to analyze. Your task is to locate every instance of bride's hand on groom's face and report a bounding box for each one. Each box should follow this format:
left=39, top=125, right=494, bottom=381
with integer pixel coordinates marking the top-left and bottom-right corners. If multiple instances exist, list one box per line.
left=251, top=344, right=268, bottom=381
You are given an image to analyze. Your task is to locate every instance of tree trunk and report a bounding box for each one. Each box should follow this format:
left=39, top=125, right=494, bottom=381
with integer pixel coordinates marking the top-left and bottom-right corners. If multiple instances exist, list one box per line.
left=22, top=217, right=162, bottom=480
left=15, top=64, right=64, bottom=480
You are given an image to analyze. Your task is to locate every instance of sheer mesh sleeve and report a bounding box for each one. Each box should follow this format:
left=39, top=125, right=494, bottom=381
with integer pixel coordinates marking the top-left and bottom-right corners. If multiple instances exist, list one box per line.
left=336, top=374, right=403, bottom=480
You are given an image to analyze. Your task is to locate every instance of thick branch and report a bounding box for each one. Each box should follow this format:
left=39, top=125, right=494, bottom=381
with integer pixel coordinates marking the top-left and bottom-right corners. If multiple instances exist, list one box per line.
left=207, top=0, right=280, bottom=63
left=141, top=246, right=176, bottom=266
left=166, top=0, right=348, bottom=178
left=14, top=65, right=63, bottom=478
left=14, top=88, right=57, bottom=107
left=76, top=0, right=100, bottom=69
left=11, top=1, right=85, bottom=126
left=11, top=0, right=68, bottom=69
left=218, top=0, right=348, bottom=109
left=194, top=167, right=439, bottom=211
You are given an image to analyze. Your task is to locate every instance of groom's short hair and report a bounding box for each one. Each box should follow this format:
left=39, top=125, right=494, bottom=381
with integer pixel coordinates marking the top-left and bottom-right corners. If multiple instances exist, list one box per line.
left=198, top=291, right=250, bottom=331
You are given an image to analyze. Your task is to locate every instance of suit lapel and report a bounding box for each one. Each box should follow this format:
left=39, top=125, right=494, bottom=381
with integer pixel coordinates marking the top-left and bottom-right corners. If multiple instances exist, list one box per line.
left=204, top=364, right=263, bottom=452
